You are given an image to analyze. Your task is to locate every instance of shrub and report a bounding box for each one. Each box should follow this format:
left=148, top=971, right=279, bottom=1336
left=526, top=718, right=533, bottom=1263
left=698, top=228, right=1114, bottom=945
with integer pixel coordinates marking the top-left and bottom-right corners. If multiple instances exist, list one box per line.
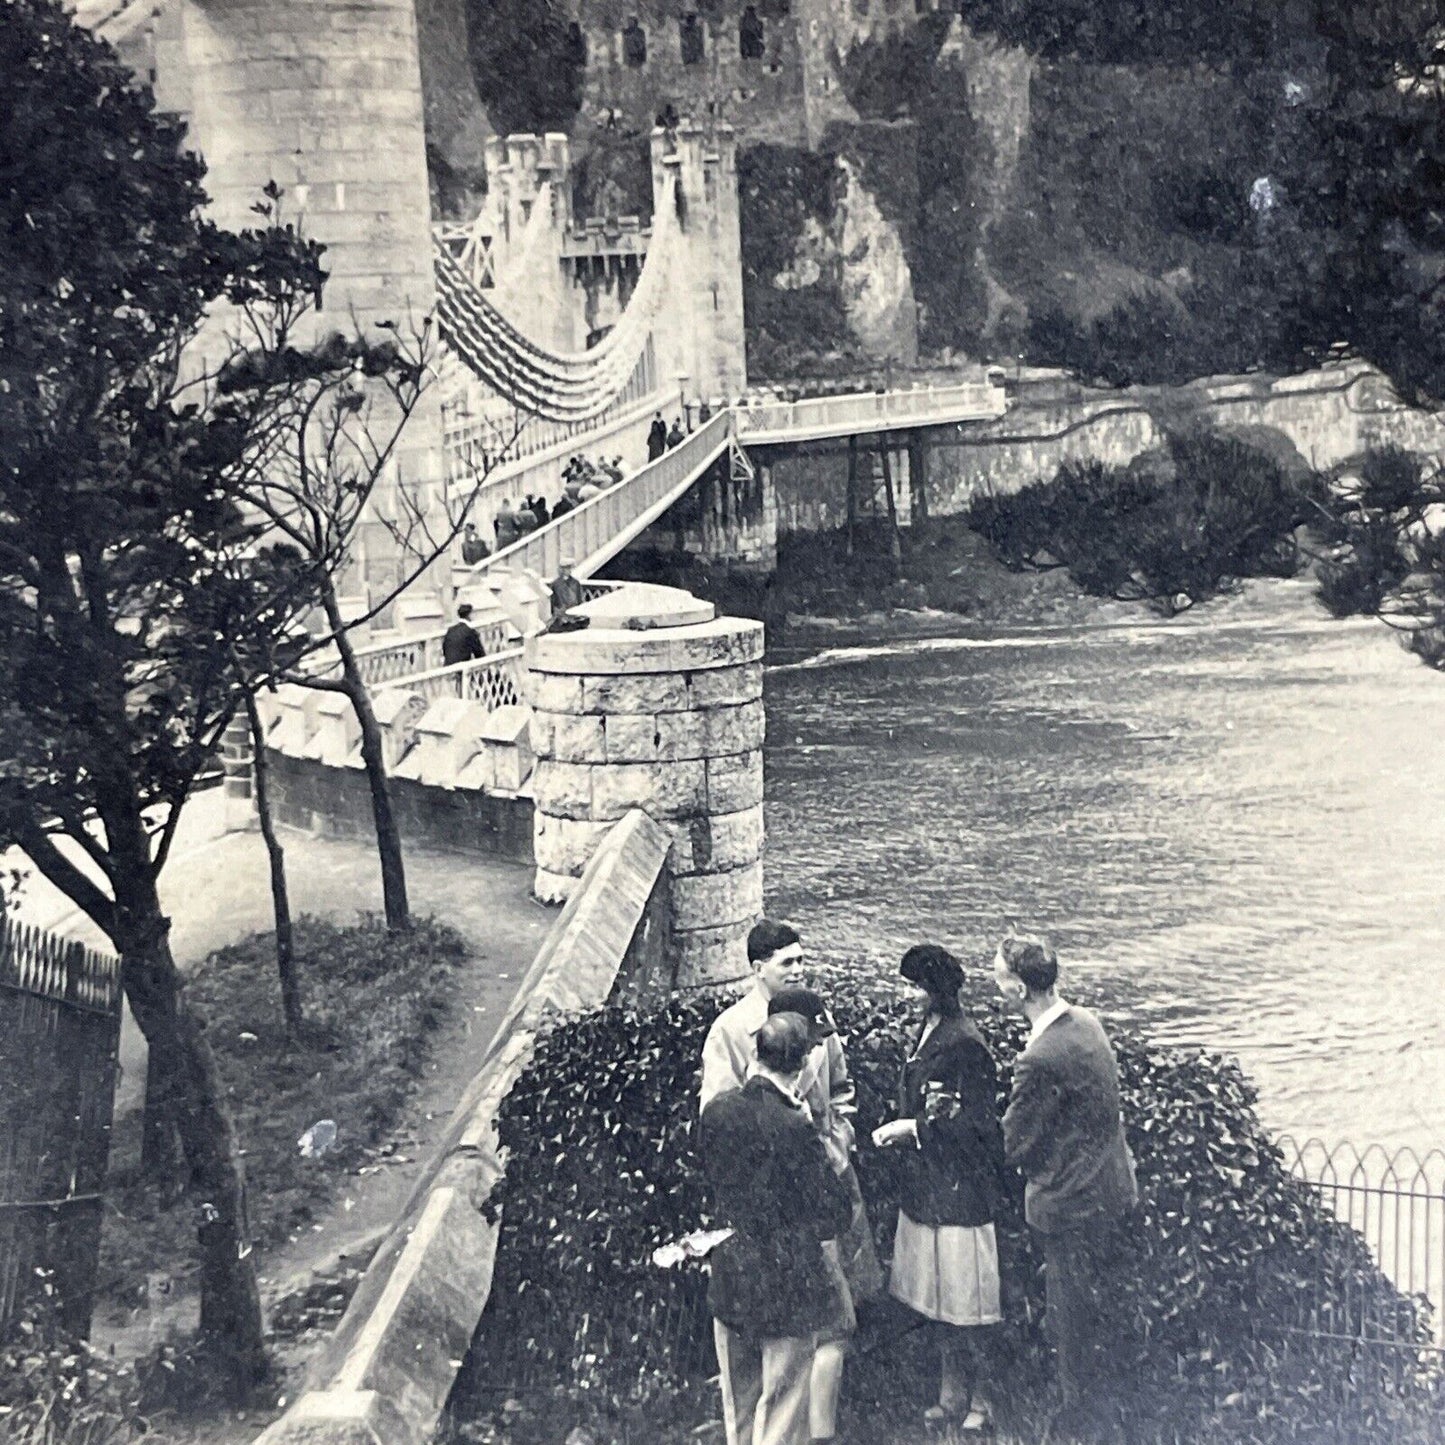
left=451, top=969, right=1440, bottom=1444
left=0, top=1284, right=146, bottom=1445
left=966, top=430, right=1310, bottom=614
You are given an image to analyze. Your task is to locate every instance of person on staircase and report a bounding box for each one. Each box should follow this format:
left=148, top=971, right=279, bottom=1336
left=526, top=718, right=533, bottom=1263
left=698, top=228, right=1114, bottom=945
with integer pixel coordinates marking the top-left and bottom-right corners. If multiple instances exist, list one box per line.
left=648, top=412, right=668, bottom=461
left=460, top=522, right=489, bottom=566
left=494, top=498, right=520, bottom=551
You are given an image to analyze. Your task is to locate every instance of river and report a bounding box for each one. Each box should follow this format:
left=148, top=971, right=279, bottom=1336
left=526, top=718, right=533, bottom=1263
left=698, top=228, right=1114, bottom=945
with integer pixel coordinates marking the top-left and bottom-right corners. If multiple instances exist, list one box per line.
left=762, top=578, right=1445, bottom=1157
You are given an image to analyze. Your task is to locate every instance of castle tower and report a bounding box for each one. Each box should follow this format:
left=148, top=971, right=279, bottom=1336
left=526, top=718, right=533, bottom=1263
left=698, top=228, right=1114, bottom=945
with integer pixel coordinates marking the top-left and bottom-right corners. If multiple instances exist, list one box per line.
left=154, top=0, right=446, bottom=611
left=650, top=122, right=748, bottom=412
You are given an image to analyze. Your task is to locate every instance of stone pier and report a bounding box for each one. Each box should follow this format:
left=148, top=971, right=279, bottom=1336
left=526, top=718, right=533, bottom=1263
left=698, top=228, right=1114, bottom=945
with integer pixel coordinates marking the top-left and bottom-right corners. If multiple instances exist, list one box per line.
left=525, top=585, right=764, bottom=986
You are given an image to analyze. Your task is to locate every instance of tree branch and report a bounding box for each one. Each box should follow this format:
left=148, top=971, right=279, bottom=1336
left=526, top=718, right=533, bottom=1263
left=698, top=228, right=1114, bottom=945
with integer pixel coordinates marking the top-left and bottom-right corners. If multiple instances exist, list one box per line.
left=17, top=822, right=117, bottom=940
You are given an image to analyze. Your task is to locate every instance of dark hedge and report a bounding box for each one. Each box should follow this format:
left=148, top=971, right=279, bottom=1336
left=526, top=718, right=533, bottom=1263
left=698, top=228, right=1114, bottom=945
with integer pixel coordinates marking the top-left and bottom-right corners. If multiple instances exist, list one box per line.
left=452, top=968, right=1441, bottom=1444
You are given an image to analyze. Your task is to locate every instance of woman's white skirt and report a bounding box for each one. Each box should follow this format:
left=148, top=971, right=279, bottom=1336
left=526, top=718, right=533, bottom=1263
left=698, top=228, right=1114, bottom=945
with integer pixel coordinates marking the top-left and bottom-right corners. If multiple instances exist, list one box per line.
left=888, top=1212, right=1002, bottom=1327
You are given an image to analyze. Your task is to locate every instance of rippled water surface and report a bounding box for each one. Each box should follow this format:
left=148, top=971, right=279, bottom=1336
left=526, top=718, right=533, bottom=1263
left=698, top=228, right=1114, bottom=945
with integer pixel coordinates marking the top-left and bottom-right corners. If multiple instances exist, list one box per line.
left=762, top=580, right=1445, bottom=1154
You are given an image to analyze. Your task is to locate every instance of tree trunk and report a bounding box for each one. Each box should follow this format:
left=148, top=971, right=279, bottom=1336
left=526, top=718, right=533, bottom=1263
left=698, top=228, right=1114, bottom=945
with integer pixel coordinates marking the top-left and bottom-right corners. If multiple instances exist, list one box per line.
left=879, top=437, right=903, bottom=569
left=322, top=587, right=411, bottom=931
left=846, top=435, right=859, bottom=558
left=110, top=867, right=266, bottom=1392
left=140, top=1048, right=180, bottom=1184
left=244, top=689, right=301, bottom=1034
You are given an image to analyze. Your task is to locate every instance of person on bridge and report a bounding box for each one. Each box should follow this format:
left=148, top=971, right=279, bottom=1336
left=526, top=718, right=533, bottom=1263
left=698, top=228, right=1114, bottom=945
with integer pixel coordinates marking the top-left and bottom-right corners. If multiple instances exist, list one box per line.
left=514, top=503, right=539, bottom=538
left=549, top=558, right=585, bottom=619
left=667, top=417, right=686, bottom=449
left=700, top=1012, right=853, bottom=1445
left=494, top=499, right=520, bottom=551
left=460, top=523, right=489, bottom=566
left=441, top=603, right=485, bottom=667
left=551, top=492, right=575, bottom=521
left=648, top=412, right=668, bottom=461
left=529, top=493, right=550, bottom=527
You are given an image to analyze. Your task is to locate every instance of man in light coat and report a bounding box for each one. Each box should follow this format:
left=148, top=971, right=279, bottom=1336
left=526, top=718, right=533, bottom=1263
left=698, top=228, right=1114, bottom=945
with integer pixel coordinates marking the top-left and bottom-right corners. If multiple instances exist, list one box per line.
left=700, top=1014, right=853, bottom=1445
left=996, top=934, right=1138, bottom=1432
left=700, top=925, right=872, bottom=1443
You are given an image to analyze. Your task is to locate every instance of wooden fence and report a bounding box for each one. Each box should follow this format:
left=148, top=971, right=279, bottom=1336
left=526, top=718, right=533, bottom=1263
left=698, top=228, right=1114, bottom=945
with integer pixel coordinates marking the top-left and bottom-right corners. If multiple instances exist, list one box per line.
left=0, top=919, right=123, bottom=1336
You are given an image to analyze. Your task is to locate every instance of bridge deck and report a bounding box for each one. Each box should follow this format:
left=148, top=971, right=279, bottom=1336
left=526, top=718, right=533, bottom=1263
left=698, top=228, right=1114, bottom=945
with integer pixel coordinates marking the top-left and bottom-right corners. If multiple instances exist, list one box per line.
left=460, top=410, right=736, bottom=584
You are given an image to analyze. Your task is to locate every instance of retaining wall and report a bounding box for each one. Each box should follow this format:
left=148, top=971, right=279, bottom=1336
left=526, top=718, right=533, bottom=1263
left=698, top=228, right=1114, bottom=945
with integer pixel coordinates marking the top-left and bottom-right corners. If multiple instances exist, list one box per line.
left=254, top=810, right=676, bottom=1445
left=261, top=750, right=534, bottom=865
left=767, top=362, right=1445, bottom=534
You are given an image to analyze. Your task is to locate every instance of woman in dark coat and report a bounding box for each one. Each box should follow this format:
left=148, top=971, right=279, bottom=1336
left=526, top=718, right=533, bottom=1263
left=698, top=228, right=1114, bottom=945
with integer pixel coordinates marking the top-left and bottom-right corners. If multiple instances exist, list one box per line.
left=873, top=944, right=1006, bottom=1431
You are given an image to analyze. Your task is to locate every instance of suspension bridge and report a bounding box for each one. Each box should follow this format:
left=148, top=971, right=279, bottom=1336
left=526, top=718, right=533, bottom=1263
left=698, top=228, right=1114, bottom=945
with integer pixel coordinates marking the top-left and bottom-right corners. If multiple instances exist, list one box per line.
left=428, top=124, right=1006, bottom=601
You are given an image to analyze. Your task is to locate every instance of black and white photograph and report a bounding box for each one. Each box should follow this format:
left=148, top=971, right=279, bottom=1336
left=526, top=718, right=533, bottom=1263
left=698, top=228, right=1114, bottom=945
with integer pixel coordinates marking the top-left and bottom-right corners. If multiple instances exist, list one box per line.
left=2, top=0, right=1443, bottom=1441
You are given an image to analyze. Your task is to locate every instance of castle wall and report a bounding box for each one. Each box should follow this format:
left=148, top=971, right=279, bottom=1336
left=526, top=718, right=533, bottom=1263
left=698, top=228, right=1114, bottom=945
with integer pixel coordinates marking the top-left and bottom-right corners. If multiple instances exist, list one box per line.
left=574, top=0, right=810, bottom=150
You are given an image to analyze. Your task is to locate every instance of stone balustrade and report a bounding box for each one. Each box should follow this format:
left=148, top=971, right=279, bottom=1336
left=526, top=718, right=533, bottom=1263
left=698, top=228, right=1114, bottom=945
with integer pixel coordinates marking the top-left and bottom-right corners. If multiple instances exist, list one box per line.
left=251, top=584, right=764, bottom=978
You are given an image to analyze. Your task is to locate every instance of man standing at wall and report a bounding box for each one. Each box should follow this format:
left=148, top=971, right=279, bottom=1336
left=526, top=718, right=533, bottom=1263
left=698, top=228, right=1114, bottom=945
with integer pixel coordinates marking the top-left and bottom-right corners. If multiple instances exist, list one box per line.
left=995, top=934, right=1138, bottom=1438
left=442, top=602, right=485, bottom=666
left=700, top=1013, right=853, bottom=1445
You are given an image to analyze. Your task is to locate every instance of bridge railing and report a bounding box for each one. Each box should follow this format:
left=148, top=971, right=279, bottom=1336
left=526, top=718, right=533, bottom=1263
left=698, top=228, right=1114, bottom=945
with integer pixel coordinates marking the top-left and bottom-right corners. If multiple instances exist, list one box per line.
left=305, top=616, right=517, bottom=689
left=462, top=411, right=734, bottom=583
left=374, top=649, right=526, bottom=712
left=733, top=379, right=1006, bottom=439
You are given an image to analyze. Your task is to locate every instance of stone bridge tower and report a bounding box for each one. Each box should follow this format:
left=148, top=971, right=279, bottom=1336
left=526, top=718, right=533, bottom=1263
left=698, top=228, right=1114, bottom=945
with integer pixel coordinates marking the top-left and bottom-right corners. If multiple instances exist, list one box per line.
left=137, top=0, right=445, bottom=607
left=650, top=121, right=748, bottom=411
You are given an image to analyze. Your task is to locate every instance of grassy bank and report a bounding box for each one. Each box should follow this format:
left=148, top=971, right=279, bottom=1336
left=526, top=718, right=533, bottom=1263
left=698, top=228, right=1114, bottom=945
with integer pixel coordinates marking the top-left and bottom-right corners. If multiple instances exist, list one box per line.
left=98, top=916, right=468, bottom=1314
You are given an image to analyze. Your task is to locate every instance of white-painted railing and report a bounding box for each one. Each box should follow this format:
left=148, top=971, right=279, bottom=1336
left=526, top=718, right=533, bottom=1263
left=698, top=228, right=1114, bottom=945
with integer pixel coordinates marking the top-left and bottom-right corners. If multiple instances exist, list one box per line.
left=443, top=347, right=661, bottom=489
left=305, top=615, right=516, bottom=688
left=376, top=649, right=526, bottom=711
left=733, top=380, right=1007, bottom=441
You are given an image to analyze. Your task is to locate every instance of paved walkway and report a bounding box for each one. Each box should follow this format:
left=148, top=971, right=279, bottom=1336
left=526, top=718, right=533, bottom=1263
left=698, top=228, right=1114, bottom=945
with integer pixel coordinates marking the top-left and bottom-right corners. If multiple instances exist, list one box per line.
left=10, top=788, right=556, bottom=1336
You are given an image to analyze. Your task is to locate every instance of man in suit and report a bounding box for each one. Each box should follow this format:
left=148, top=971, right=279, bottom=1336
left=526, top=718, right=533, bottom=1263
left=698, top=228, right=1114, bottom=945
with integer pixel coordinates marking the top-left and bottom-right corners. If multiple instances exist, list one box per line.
left=441, top=603, right=485, bottom=667
left=700, top=929, right=866, bottom=1444
left=700, top=1013, right=854, bottom=1445
left=996, top=934, right=1138, bottom=1431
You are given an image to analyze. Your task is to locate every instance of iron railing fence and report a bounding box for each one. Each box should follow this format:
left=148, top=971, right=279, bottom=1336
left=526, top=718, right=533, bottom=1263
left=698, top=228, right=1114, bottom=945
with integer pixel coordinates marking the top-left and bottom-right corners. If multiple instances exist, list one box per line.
left=0, top=922, right=122, bottom=1336
left=1278, top=1135, right=1445, bottom=1323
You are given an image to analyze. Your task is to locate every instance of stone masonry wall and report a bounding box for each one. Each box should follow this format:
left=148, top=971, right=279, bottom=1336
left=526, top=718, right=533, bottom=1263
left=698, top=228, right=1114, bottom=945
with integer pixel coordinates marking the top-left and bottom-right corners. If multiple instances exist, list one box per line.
left=172, top=0, right=446, bottom=608
left=262, top=750, right=535, bottom=864
left=526, top=614, right=765, bottom=986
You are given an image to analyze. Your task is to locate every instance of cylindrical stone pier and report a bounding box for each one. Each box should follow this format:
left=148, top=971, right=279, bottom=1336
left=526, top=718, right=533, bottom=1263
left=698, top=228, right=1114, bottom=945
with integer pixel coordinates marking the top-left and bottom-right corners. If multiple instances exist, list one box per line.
left=525, top=586, right=764, bottom=987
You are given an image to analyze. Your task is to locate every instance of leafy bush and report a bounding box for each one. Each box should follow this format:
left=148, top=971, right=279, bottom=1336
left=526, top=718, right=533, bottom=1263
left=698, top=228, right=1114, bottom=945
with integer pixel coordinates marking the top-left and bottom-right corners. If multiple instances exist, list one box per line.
left=0, top=1286, right=146, bottom=1445
left=737, top=143, right=853, bottom=377
left=966, top=430, right=1310, bottom=614
left=451, top=968, right=1441, bottom=1444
